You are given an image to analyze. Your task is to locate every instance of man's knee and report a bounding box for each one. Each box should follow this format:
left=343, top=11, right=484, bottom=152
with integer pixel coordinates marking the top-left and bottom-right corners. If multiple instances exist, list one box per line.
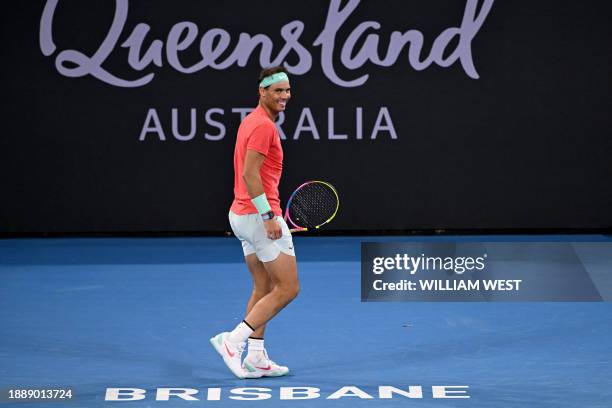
left=278, top=281, right=299, bottom=303
left=290, top=282, right=300, bottom=300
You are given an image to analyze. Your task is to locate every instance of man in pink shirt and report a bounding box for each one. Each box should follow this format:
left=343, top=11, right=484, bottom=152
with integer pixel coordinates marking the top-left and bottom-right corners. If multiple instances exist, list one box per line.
left=211, top=67, right=299, bottom=379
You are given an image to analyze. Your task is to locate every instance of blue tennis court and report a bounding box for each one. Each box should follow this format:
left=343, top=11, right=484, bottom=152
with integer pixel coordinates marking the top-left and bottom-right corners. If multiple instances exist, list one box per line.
left=1, top=236, right=611, bottom=407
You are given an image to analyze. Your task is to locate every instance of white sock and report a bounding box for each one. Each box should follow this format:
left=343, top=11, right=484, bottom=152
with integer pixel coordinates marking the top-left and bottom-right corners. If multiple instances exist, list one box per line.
left=228, top=320, right=253, bottom=344
left=247, top=338, right=265, bottom=361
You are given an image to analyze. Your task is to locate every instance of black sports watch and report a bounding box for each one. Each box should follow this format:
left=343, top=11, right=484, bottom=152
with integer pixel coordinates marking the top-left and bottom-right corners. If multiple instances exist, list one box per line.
left=261, top=211, right=276, bottom=221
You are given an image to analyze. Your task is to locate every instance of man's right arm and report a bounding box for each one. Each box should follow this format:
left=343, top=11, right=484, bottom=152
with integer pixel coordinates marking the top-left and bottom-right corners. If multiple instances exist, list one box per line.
left=243, top=149, right=282, bottom=240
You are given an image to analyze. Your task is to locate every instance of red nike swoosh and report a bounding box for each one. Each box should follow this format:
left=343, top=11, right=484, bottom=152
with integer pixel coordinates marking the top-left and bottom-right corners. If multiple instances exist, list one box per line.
left=255, top=365, right=272, bottom=370
left=224, top=342, right=235, bottom=357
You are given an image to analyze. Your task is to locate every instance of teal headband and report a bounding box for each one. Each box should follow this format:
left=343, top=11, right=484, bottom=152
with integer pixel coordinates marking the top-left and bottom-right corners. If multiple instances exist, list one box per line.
left=259, top=72, right=289, bottom=88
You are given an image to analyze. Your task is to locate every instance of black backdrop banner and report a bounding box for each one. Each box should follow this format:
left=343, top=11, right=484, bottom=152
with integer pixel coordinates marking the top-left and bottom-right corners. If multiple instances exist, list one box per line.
left=1, top=0, right=611, bottom=234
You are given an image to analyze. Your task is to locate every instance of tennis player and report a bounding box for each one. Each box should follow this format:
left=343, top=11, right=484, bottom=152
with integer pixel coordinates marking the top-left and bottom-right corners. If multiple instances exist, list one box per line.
left=211, top=66, right=299, bottom=379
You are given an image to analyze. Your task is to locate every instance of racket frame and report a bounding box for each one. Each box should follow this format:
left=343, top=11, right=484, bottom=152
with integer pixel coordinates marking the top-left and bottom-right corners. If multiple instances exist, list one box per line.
left=283, top=180, right=339, bottom=233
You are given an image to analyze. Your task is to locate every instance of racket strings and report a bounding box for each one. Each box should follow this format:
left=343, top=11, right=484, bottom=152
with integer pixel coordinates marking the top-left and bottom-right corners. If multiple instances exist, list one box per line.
left=288, top=183, right=338, bottom=229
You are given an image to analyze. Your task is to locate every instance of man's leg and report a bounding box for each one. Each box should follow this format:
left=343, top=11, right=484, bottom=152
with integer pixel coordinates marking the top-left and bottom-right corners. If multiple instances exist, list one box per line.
left=242, top=253, right=292, bottom=377
left=244, top=252, right=299, bottom=329
left=244, top=254, right=271, bottom=338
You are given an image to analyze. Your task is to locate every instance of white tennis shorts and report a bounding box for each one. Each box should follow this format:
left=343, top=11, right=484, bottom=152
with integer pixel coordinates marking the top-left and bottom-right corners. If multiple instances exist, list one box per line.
left=228, top=211, right=295, bottom=262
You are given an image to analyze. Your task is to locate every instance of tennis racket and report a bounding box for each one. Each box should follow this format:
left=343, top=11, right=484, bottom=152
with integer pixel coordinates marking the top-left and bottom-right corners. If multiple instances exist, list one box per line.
left=284, top=181, right=339, bottom=233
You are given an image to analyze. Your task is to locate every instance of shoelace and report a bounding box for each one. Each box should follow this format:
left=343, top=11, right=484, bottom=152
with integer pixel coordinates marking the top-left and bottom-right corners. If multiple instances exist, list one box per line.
left=227, top=338, right=246, bottom=359
left=236, top=342, right=246, bottom=359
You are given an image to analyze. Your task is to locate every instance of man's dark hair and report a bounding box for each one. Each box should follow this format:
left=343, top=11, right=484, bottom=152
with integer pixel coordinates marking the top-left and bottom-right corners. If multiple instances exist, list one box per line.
left=258, top=66, right=288, bottom=87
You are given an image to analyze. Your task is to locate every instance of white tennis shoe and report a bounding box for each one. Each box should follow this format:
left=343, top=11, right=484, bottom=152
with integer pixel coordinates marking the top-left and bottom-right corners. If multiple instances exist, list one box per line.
left=242, top=349, right=289, bottom=378
left=210, top=332, right=247, bottom=379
